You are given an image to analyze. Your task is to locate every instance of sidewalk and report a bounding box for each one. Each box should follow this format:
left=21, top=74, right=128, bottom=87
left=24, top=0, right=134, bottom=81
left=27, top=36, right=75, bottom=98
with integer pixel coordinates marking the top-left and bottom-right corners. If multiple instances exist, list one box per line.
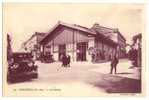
left=90, top=59, right=141, bottom=80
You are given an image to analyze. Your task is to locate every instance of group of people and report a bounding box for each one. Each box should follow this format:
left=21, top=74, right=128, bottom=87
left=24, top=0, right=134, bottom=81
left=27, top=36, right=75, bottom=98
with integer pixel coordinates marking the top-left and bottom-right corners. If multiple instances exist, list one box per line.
left=60, top=54, right=71, bottom=67
left=59, top=53, right=119, bottom=74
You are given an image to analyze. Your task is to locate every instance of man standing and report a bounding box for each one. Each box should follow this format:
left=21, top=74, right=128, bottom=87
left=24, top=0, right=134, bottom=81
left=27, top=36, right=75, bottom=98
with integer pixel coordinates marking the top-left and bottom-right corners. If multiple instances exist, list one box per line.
left=67, top=54, right=71, bottom=67
left=61, top=54, right=65, bottom=67
left=110, top=55, right=119, bottom=74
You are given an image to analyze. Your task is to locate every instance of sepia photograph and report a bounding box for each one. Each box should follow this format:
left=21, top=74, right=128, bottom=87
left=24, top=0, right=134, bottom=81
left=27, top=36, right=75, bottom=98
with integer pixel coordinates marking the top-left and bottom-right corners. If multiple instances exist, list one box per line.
left=2, top=3, right=145, bottom=96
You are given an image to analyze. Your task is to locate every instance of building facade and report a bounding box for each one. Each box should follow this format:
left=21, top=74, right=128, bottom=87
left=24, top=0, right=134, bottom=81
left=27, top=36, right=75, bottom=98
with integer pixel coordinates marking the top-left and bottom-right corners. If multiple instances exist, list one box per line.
left=91, top=23, right=126, bottom=59
left=40, top=21, right=126, bottom=62
left=132, top=33, right=142, bottom=67
left=21, top=32, right=46, bottom=59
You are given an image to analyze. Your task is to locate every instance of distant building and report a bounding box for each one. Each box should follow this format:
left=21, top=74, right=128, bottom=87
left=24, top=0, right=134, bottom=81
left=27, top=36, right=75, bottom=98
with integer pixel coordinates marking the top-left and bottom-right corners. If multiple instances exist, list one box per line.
left=91, top=23, right=126, bottom=59
left=132, top=33, right=142, bottom=67
left=22, top=32, right=47, bottom=59
left=39, top=21, right=126, bottom=62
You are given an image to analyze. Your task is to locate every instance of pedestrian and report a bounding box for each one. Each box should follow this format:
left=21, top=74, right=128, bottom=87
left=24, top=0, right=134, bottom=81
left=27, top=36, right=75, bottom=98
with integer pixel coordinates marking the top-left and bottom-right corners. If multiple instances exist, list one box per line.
left=92, top=54, right=95, bottom=62
left=110, top=55, right=119, bottom=74
left=63, top=54, right=67, bottom=67
left=61, top=54, right=65, bottom=67
left=57, top=54, right=65, bottom=71
left=66, top=54, right=71, bottom=67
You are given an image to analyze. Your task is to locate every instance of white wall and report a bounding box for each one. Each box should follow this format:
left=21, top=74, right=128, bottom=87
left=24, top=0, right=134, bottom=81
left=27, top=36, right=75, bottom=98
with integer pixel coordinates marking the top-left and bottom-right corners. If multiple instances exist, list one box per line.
left=53, top=52, right=58, bottom=61
left=88, top=39, right=95, bottom=48
left=86, top=51, right=92, bottom=62
left=87, top=39, right=95, bottom=62
left=25, top=35, right=37, bottom=52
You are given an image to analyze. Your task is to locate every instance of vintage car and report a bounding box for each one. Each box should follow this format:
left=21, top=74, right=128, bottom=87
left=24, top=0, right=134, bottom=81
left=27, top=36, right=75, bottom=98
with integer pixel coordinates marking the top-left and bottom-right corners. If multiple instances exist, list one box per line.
left=7, top=52, right=38, bottom=82
left=40, top=52, right=54, bottom=63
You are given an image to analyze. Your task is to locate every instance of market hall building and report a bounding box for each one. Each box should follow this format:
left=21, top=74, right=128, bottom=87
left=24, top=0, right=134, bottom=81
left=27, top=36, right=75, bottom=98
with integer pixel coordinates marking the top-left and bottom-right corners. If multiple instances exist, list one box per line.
left=40, top=21, right=126, bottom=62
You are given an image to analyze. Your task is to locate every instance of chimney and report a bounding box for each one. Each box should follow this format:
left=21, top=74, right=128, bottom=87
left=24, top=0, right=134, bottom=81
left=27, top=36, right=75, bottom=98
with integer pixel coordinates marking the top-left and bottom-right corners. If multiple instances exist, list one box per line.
left=113, top=28, right=119, bottom=33
left=58, top=20, right=61, bottom=24
left=92, top=23, right=100, bottom=29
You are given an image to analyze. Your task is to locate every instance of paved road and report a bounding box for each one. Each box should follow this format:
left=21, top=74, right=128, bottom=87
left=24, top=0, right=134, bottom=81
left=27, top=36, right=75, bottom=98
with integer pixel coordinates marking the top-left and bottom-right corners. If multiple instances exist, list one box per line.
left=5, top=59, right=141, bottom=96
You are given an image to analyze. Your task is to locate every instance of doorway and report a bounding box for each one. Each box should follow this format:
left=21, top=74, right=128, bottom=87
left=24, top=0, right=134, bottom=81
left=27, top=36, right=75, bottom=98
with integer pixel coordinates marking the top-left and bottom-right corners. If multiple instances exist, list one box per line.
left=76, top=42, right=87, bottom=61
left=58, top=44, right=66, bottom=61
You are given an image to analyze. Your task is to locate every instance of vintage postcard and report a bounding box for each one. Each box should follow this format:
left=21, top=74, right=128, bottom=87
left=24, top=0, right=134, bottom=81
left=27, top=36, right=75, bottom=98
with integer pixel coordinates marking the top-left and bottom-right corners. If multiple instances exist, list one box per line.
left=2, top=3, right=145, bottom=96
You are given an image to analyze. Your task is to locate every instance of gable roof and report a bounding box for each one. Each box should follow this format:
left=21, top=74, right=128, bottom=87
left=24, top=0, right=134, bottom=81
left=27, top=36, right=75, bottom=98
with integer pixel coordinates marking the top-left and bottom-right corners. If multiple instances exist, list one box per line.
left=91, top=23, right=126, bottom=41
left=133, top=33, right=141, bottom=41
left=40, top=21, right=96, bottom=44
left=59, top=21, right=96, bottom=35
left=23, top=32, right=47, bottom=46
left=40, top=21, right=125, bottom=45
left=35, top=32, right=47, bottom=43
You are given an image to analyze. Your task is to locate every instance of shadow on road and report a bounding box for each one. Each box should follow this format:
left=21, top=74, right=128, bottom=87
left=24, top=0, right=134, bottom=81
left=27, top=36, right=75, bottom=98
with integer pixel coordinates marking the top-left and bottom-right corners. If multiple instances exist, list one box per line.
left=88, top=74, right=141, bottom=93
left=116, top=72, right=133, bottom=74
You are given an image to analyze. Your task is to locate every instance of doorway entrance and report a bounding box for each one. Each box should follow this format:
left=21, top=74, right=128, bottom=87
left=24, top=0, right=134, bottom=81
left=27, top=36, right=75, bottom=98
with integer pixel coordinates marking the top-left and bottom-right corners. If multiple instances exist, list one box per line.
left=76, top=42, right=87, bottom=61
left=58, top=44, right=66, bottom=61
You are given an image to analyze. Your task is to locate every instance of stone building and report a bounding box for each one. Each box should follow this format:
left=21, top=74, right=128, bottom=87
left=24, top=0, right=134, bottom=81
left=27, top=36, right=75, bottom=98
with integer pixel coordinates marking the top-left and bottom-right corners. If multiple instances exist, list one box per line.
left=39, top=21, right=126, bottom=62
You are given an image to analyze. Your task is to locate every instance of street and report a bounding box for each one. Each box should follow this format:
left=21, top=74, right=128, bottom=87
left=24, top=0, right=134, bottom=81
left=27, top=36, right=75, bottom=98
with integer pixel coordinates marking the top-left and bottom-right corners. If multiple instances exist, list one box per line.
left=6, top=59, right=141, bottom=96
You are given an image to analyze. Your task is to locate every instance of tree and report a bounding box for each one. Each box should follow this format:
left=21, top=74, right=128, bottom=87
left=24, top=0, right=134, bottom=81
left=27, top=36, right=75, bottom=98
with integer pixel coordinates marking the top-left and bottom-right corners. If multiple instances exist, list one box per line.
left=7, top=34, right=13, bottom=61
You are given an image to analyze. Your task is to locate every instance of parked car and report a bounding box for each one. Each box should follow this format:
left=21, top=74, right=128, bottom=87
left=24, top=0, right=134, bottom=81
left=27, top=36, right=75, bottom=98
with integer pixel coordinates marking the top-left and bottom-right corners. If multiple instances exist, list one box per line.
left=40, top=52, right=54, bottom=63
left=7, top=52, right=38, bottom=83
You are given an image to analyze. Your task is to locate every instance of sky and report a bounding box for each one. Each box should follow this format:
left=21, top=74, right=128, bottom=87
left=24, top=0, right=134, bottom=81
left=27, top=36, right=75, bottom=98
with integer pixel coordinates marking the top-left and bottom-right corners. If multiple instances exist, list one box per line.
left=3, top=3, right=144, bottom=51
